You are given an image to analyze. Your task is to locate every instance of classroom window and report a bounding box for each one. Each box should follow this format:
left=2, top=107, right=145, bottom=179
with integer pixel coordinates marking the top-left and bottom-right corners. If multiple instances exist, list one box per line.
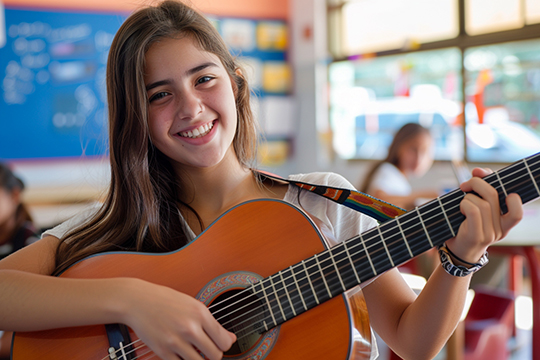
left=328, top=0, right=540, bottom=163
left=328, top=48, right=463, bottom=161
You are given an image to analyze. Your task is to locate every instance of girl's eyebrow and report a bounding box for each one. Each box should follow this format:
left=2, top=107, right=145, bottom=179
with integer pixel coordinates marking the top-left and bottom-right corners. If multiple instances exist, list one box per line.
left=145, top=62, right=219, bottom=91
left=186, top=61, right=218, bottom=76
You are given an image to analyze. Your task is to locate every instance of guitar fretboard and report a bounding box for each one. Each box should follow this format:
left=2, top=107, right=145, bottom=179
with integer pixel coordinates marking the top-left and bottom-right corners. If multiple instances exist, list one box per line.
left=210, top=152, right=540, bottom=342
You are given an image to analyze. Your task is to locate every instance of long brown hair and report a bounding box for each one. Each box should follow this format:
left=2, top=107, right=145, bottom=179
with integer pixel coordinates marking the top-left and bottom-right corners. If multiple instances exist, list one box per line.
left=359, top=123, right=431, bottom=194
left=53, top=0, right=257, bottom=275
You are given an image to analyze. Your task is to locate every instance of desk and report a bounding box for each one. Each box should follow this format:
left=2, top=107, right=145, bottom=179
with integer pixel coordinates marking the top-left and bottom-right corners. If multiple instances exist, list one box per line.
left=492, top=201, right=540, bottom=360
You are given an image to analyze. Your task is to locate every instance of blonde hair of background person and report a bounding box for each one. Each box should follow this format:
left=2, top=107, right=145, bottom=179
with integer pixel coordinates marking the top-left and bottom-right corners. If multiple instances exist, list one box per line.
left=0, top=2, right=524, bottom=360
left=360, top=122, right=440, bottom=210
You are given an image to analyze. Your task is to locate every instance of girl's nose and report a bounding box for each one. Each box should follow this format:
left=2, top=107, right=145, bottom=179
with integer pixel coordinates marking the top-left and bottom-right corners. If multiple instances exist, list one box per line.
left=177, top=91, right=203, bottom=121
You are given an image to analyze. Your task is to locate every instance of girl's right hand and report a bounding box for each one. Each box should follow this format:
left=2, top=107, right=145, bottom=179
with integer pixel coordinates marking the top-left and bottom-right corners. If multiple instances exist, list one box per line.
left=121, top=278, right=236, bottom=360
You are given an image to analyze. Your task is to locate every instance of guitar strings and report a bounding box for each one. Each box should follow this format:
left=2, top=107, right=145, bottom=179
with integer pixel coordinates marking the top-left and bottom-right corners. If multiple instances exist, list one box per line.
left=208, top=189, right=462, bottom=323
left=218, top=199, right=462, bottom=338
left=170, top=156, right=538, bottom=346
left=108, top=156, right=540, bottom=358
left=104, top=155, right=540, bottom=359
left=207, top=156, right=539, bottom=334
left=225, top=186, right=524, bottom=344
left=209, top=158, right=538, bottom=344
left=202, top=196, right=459, bottom=336
left=207, top=156, right=539, bottom=336
left=101, top=334, right=234, bottom=360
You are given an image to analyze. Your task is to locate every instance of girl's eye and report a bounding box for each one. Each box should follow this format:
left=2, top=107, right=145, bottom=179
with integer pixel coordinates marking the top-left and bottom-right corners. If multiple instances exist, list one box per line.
left=197, top=75, right=214, bottom=85
left=149, top=92, right=168, bottom=103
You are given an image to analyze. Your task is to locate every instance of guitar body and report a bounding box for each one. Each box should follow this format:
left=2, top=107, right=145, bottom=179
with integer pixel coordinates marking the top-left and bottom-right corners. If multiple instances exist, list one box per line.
left=12, top=199, right=372, bottom=360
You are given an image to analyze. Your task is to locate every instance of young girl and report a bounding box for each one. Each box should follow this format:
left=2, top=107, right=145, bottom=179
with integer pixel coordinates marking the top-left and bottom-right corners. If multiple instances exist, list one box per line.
left=0, top=2, right=523, bottom=360
left=359, top=123, right=440, bottom=210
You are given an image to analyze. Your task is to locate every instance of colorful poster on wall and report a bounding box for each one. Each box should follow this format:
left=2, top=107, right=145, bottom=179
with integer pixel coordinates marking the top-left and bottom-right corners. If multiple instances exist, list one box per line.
left=257, top=21, right=287, bottom=51
left=262, top=61, right=291, bottom=93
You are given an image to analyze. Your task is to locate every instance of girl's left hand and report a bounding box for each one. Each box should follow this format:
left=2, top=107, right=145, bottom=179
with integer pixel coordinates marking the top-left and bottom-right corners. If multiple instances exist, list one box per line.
left=445, top=167, right=523, bottom=264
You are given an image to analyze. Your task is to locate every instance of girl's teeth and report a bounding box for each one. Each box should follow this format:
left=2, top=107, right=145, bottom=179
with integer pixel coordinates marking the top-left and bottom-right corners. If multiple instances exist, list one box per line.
left=179, top=122, right=213, bottom=138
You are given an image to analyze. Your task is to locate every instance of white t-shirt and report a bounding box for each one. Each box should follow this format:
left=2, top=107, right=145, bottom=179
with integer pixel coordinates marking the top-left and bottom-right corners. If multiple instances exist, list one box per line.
left=367, top=162, right=411, bottom=196
left=42, top=172, right=380, bottom=359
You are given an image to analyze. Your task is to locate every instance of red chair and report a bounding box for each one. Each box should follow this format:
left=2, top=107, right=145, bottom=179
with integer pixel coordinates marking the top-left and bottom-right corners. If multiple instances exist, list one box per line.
left=464, top=286, right=515, bottom=360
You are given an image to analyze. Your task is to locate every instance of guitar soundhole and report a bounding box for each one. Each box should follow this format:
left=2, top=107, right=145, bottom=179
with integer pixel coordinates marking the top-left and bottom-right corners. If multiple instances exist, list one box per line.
left=211, top=288, right=266, bottom=355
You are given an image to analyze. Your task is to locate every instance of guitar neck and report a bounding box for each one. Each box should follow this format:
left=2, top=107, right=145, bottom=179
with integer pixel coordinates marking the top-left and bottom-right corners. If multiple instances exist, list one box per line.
left=333, top=151, right=540, bottom=290
left=211, top=152, right=540, bottom=337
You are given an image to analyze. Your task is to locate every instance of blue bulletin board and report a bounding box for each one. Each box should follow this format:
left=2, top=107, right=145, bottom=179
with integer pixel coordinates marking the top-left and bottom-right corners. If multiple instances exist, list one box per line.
left=0, top=7, right=289, bottom=161
left=0, top=7, right=127, bottom=160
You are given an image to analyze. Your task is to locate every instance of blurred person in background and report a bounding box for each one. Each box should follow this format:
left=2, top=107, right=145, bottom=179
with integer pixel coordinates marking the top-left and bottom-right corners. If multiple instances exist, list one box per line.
left=359, top=122, right=439, bottom=210
left=0, top=162, right=39, bottom=359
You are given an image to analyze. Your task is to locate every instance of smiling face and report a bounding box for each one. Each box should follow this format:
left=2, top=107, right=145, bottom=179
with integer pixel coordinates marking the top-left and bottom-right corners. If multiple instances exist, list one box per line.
left=144, top=35, right=239, bottom=172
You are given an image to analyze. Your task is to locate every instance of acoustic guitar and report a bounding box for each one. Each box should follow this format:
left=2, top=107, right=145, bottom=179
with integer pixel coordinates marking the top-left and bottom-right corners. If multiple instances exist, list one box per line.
left=12, top=152, right=540, bottom=360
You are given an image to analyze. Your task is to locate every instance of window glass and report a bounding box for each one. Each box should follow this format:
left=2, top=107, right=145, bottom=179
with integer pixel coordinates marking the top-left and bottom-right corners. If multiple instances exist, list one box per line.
left=328, top=47, right=463, bottom=161
left=526, top=0, right=540, bottom=24
left=464, top=39, right=540, bottom=162
left=338, top=0, right=458, bottom=56
left=465, top=0, right=523, bottom=35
